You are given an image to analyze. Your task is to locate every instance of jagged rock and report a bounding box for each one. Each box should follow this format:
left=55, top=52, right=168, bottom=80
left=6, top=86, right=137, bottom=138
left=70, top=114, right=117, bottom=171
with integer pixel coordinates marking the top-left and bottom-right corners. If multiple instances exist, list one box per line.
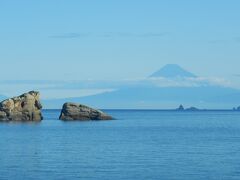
left=59, top=102, right=113, bottom=121
left=0, top=91, right=43, bottom=121
left=176, top=104, right=185, bottom=111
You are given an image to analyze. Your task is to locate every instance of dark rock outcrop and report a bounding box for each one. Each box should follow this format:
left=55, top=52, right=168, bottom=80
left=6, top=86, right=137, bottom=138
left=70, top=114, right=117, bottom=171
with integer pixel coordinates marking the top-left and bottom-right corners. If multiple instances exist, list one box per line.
left=176, top=104, right=185, bottom=111
left=185, top=107, right=199, bottom=111
left=59, top=102, right=113, bottom=121
left=0, top=91, right=43, bottom=122
left=233, top=106, right=240, bottom=111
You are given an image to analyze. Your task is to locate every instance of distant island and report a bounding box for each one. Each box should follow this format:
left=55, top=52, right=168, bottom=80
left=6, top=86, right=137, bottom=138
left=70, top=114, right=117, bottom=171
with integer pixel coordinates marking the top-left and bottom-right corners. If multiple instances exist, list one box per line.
left=233, top=106, right=240, bottom=111
left=175, top=104, right=240, bottom=111
left=176, top=105, right=201, bottom=111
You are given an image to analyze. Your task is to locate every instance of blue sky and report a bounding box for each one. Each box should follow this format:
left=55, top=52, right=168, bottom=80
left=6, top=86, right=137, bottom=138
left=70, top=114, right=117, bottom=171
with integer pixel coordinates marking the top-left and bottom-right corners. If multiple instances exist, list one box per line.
left=0, top=0, right=240, bottom=99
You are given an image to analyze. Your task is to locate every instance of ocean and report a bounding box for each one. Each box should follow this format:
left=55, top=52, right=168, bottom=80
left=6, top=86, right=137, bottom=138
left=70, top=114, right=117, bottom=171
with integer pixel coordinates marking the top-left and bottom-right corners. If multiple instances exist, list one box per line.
left=0, top=110, right=240, bottom=180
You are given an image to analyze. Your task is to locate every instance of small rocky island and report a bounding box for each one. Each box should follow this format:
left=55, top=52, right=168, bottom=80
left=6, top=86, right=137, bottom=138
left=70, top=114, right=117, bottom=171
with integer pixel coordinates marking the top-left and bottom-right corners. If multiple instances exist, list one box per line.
left=233, top=106, right=240, bottom=111
left=0, top=91, right=43, bottom=122
left=176, top=104, right=200, bottom=111
left=59, top=102, right=113, bottom=121
left=176, top=104, right=185, bottom=111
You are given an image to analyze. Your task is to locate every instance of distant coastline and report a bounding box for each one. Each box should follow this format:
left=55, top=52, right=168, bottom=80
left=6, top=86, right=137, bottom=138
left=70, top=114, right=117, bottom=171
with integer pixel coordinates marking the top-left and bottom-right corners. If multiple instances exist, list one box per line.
left=42, top=108, right=240, bottom=111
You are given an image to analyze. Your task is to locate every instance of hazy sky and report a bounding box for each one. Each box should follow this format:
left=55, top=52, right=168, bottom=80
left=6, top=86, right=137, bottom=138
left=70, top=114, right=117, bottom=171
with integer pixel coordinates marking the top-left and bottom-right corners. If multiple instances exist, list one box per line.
left=0, top=0, right=240, bottom=81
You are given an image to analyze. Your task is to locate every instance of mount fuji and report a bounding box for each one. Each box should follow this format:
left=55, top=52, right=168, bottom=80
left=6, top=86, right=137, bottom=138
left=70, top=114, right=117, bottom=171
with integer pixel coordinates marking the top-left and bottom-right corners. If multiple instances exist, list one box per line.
left=43, top=64, right=240, bottom=109
left=150, top=64, right=197, bottom=78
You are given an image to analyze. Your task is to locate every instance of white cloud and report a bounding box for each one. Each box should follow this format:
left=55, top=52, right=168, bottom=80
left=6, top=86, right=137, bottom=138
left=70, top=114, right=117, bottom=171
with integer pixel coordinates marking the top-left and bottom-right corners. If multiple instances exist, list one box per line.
left=0, top=83, right=115, bottom=99
left=0, top=76, right=237, bottom=99
left=148, top=77, right=233, bottom=88
left=40, top=89, right=115, bottom=99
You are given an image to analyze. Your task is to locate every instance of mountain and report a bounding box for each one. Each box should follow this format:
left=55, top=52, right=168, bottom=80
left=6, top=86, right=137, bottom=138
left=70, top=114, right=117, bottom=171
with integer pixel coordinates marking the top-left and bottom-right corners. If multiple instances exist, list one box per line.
left=149, top=64, right=197, bottom=78
left=43, top=86, right=240, bottom=109
left=43, top=64, right=240, bottom=109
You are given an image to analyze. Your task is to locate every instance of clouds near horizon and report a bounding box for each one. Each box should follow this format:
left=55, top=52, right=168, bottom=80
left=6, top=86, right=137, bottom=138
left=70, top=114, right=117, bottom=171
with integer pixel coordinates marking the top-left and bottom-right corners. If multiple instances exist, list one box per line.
left=0, top=75, right=238, bottom=100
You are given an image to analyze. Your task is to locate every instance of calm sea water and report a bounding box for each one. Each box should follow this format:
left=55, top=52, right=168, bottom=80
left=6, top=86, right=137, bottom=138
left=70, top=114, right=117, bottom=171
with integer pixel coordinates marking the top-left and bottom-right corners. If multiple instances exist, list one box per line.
left=0, top=110, right=240, bottom=180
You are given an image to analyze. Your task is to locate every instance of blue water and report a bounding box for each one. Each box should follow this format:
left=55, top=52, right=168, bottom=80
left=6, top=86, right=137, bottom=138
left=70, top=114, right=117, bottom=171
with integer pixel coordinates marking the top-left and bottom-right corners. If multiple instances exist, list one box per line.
left=1, top=110, right=240, bottom=180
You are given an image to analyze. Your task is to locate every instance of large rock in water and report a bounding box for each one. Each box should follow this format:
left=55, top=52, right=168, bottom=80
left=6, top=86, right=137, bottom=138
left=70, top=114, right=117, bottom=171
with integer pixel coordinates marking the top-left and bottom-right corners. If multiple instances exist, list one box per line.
left=0, top=91, right=43, bottom=122
left=59, top=102, right=113, bottom=121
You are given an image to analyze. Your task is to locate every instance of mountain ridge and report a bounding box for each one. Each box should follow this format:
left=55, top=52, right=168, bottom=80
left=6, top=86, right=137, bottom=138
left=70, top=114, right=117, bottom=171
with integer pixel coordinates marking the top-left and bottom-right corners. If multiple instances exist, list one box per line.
left=43, top=86, right=240, bottom=109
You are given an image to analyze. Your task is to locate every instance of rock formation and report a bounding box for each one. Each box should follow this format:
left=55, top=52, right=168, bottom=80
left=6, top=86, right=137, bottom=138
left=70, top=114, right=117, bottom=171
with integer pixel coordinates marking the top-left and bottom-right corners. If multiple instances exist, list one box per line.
left=176, top=104, right=185, bottom=111
left=233, top=106, right=240, bottom=111
left=59, top=102, right=113, bottom=121
left=185, top=107, right=199, bottom=111
left=0, top=91, right=43, bottom=121
left=176, top=105, right=201, bottom=111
